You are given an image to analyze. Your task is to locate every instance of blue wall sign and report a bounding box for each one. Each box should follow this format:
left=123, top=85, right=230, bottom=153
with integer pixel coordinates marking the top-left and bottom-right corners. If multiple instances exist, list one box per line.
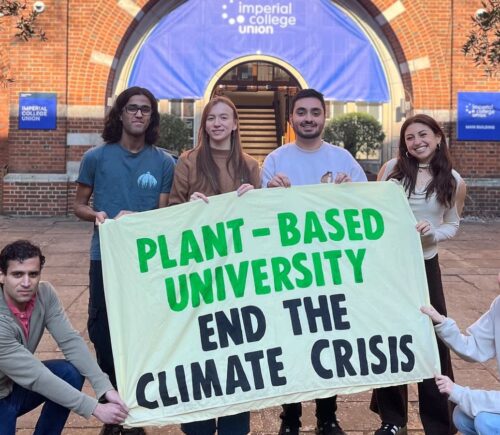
left=457, top=92, right=500, bottom=141
left=19, top=92, right=57, bottom=130
left=129, top=0, right=389, bottom=102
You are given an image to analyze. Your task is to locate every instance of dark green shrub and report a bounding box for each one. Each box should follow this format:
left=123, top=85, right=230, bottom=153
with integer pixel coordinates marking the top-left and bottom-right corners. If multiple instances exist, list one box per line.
left=157, top=113, right=192, bottom=156
left=323, top=112, right=385, bottom=158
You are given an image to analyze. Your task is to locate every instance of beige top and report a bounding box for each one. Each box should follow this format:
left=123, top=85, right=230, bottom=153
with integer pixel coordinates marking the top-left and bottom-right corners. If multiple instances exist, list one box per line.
left=381, top=158, right=462, bottom=259
left=169, top=147, right=261, bottom=205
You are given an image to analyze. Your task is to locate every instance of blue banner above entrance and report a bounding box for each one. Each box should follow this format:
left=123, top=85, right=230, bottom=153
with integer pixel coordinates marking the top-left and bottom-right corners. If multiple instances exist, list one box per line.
left=128, top=0, right=389, bottom=102
left=457, top=92, right=500, bottom=141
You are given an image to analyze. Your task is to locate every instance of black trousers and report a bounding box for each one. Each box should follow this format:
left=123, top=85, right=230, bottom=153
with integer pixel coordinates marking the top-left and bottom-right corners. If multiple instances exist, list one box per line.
left=280, top=396, right=337, bottom=427
left=370, top=255, right=455, bottom=434
left=88, top=260, right=117, bottom=388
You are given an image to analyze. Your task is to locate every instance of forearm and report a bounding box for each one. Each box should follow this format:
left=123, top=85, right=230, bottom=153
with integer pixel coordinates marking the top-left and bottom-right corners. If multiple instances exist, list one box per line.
left=436, top=318, right=493, bottom=362
left=60, top=333, right=114, bottom=399
left=433, top=209, right=459, bottom=242
left=74, top=203, right=99, bottom=223
left=450, top=385, right=500, bottom=417
left=47, top=298, right=113, bottom=398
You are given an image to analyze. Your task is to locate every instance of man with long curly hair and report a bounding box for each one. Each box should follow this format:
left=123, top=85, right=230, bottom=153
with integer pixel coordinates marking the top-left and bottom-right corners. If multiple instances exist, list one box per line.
left=74, top=87, right=175, bottom=435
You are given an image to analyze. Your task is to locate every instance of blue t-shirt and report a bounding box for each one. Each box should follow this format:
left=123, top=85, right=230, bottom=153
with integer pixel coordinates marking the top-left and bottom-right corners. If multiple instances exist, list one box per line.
left=77, top=143, right=175, bottom=260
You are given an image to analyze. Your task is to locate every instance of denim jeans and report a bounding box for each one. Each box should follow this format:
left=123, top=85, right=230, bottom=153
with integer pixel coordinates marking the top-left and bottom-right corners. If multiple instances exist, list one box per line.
left=0, top=360, right=84, bottom=435
left=181, top=412, right=250, bottom=435
left=453, top=407, right=500, bottom=435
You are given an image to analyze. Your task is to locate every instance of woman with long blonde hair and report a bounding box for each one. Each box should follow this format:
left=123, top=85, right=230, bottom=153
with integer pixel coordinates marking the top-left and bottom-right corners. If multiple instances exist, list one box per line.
left=169, top=95, right=260, bottom=435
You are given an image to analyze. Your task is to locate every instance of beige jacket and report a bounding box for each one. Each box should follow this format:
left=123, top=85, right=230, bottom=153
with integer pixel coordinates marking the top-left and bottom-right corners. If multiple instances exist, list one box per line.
left=0, top=282, right=113, bottom=418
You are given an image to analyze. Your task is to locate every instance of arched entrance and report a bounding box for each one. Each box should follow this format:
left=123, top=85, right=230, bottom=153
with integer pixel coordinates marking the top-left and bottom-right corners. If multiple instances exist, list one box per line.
left=209, top=59, right=302, bottom=162
left=113, top=0, right=404, bottom=166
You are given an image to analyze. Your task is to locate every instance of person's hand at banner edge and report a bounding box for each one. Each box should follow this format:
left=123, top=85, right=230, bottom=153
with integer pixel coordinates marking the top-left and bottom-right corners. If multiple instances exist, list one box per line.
left=236, top=183, right=254, bottom=196
left=94, top=211, right=108, bottom=225
left=415, top=219, right=435, bottom=239
left=190, top=191, right=209, bottom=203
left=104, top=389, right=129, bottom=413
left=334, top=172, right=352, bottom=184
left=421, top=305, right=446, bottom=324
left=115, top=210, right=134, bottom=220
left=92, top=396, right=128, bottom=424
left=435, top=374, right=455, bottom=396
left=267, top=172, right=291, bottom=188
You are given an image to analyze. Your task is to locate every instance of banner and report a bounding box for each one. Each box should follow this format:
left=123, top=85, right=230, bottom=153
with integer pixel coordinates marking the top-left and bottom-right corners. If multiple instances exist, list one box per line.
left=100, top=182, right=439, bottom=427
left=128, top=0, right=389, bottom=102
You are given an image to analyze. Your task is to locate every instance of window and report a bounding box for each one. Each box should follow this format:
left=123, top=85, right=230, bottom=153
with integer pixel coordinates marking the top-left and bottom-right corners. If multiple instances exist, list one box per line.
left=169, top=99, right=195, bottom=145
left=355, top=102, right=382, bottom=122
left=330, top=101, right=346, bottom=119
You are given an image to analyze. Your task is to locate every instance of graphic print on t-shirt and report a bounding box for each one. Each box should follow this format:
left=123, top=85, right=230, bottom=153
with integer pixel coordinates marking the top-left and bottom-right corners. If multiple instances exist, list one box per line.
left=137, top=171, right=158, bottom=189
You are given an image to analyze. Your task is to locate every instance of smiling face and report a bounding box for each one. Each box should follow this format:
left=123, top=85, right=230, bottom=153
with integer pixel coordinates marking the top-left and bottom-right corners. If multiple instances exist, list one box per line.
left=0, top=257, right=41, bottom=311
left=205, top=102, right=237, bottom=149
left=404, top=122, right=442, bottom=164
left=290, top=97, right=326, bottom=142
left=120, top=94, right=153, bottom=139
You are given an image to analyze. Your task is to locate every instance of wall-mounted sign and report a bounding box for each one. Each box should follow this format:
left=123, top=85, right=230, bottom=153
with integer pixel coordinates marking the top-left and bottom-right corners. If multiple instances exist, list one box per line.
left=18, top=92, right=57, bottom=130
left=457, top=92, right=500, bottom=141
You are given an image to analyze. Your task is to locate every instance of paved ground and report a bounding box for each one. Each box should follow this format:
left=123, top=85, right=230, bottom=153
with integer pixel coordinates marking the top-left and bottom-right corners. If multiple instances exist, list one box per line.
left=1, top=216, right=499, bottom=434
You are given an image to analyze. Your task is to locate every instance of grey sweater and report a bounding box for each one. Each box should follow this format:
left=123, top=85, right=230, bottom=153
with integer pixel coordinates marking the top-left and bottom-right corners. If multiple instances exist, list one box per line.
left=435, top=295, right=500, bottom=417
left=0, top=282, right=113, bottom=418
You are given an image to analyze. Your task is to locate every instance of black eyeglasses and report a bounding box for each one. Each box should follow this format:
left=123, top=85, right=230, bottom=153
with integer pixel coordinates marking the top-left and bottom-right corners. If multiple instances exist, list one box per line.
left=124, top=104, right=152, bottom=115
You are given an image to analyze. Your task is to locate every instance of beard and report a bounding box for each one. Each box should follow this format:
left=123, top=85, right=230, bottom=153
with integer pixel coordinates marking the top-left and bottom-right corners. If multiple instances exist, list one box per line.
left=295, top=129, right=322, bottom=139
left=294, top=121, right=324, bottom=139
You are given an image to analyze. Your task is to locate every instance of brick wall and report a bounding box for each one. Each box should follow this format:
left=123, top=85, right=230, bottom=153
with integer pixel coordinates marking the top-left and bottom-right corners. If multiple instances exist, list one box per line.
left=3, top=181, right=69, bottom=216
left=464, top=186, right=500, bottom=217
left=1, top=0, right=499, bottom=216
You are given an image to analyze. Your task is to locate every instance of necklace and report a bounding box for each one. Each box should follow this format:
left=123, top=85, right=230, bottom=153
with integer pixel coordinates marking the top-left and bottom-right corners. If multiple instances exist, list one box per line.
left=418, top=163, right=430, bottom=172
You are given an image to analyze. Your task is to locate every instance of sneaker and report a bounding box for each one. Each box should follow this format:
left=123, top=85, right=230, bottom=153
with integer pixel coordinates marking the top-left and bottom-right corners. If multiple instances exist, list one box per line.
left=278, top=422, right=300, bottom=435
left=315, top=420, right=346, bottom=435
left=98, top=424, right=122, bottom=435
left=374, top=422, right=404, bottom=435
left=121, top=428, right=146, bottom=435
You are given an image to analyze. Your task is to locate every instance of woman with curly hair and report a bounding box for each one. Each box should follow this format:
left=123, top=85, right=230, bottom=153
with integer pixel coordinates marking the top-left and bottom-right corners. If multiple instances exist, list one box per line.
left=370, top=114, right=466, bottom=435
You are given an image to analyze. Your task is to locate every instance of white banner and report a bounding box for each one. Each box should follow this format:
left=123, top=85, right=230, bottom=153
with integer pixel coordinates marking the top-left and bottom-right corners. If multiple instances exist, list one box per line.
left=100, top=182, right=440, bottom=427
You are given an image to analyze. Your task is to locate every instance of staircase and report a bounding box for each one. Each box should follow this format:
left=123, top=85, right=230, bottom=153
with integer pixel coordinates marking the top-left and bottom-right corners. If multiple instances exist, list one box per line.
left=237, top=106, right=279, bottom=164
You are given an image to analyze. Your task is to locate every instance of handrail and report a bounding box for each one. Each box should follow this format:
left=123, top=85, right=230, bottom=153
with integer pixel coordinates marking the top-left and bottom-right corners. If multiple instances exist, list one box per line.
left=272, top=92, right=283, bottom=147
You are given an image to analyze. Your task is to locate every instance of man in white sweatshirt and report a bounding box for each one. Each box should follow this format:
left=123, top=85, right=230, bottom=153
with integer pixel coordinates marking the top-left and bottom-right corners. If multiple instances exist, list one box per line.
left=421, top=272, right=500, bottom=435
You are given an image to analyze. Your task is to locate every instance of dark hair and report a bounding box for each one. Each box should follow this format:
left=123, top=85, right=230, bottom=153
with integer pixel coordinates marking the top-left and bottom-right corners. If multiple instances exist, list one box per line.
left=290, top=88, right=326, bottom=114
left=192, top=96, right=251, bottom=194
left=102, top=86, right=160, bottom=145
left=0, top=240, right=45, bottom=274
left=389, top=114, right=457, bottom=207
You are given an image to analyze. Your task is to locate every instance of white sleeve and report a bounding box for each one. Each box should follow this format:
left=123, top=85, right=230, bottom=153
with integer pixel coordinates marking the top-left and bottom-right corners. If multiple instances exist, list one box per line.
left=432, top=204, right=459, bottom=242
left=435, top=304, right=497, bottom=363
left=450, top=385, right=500, bottom=417
left=345, top=154, right=367, bottom=182
left=261, top=154, right=276, bottom=188
left=350, top=163, right=367, bottom=182
left=432, top=171, right=463, bottom=242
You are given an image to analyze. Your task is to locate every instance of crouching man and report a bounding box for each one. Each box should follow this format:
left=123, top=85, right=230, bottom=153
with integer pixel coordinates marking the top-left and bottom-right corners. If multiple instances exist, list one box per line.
left=0, top=240, right=128, bottom=434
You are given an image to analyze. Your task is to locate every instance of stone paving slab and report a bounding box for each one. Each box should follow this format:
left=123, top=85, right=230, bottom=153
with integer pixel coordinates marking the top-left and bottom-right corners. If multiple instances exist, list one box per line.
left=0, top=216, right=498, bottom=434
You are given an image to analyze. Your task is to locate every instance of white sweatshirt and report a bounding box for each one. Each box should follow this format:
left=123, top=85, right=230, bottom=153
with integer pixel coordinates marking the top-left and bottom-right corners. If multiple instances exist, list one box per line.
left=435, top=296, right=500, bottom=418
